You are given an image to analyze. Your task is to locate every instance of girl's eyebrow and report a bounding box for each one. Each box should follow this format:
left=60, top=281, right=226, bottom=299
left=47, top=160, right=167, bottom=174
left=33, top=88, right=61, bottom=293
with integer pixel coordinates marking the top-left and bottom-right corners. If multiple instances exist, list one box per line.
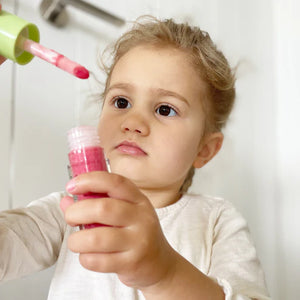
left=107, top=82, right=189, bottom=106
left=154, top=88, right=189, bottom=106
left=106, top=83, right=133, bottom=93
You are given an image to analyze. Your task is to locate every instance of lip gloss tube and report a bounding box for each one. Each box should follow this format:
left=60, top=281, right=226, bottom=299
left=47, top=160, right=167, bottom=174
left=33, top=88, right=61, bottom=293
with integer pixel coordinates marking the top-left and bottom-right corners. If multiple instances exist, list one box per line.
left=67, top=126, right=109, bottom=229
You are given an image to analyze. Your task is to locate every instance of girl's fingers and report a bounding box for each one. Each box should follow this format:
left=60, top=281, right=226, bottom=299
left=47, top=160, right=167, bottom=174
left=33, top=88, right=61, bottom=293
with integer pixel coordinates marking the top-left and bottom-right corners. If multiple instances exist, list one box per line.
left=68, top=226, right=131, bottom=254
left=78, top=252, right=129, bottom=274
left=64, top=196, right=136, bottom=227
left=66, top=172, right=145, bottom=205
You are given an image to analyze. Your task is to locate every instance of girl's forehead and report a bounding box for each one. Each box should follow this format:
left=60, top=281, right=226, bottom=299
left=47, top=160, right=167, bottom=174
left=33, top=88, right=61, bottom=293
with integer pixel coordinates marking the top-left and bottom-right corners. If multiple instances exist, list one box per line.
left=110, top=45, right=204, bottom=92
left=115, top=44, right=191, bottom=67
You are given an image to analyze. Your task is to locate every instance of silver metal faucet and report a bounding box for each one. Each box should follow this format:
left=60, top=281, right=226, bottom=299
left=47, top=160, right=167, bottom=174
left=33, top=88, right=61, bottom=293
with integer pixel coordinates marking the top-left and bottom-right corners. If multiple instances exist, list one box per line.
left=40, top=0, right=125, bottom=27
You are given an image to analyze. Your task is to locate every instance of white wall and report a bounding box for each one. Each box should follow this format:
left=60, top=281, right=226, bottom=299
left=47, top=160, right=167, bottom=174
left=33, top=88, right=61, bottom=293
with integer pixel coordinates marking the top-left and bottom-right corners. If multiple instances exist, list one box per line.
left=274, top=1, right=300, bottom=299
left=1, top=0, right=299, bottom=299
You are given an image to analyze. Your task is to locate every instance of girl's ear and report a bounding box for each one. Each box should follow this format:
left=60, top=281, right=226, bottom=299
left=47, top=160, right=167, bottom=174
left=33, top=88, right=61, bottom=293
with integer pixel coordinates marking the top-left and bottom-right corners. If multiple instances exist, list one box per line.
left=193, top=132, right=224, bottom=169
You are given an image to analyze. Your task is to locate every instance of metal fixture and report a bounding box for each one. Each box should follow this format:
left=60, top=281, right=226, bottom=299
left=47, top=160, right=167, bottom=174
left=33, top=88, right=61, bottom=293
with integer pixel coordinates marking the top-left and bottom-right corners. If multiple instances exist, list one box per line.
left=40, top=0, right=125, bottom=27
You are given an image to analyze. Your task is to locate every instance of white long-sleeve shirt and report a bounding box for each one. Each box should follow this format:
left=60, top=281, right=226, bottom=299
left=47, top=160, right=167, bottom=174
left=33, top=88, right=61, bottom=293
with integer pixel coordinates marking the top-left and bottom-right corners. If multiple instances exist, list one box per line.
left=0, top=192, right=270, bottom=299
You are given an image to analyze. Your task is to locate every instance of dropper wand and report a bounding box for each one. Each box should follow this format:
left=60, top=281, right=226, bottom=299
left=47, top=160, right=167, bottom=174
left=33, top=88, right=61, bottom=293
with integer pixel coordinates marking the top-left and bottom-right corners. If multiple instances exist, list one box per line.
left=0, top=9, right=89, bottom=79
left=20, top=37, right=90, bottom=79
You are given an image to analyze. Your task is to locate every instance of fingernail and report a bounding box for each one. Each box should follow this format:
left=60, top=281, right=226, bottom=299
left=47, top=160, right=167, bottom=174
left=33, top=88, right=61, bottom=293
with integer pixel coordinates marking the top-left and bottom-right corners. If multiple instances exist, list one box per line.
left=66, top=179, right=76, bottom=192
left=60, top=196, right=74, bottom=212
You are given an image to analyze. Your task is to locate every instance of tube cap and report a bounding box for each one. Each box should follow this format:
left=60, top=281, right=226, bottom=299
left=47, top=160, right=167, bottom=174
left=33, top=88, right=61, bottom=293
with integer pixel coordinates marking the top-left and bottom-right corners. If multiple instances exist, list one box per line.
left=67, top=126, right=101, bottom=151
left=0, top=10, right=40, bottom=65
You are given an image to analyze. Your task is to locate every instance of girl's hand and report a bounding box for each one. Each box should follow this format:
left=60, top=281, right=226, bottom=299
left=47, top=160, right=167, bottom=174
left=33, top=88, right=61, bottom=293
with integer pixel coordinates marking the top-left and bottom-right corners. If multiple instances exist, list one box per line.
left=61, top=171, right=178, bottom=290
left=0, top=56, right=7, bottom=65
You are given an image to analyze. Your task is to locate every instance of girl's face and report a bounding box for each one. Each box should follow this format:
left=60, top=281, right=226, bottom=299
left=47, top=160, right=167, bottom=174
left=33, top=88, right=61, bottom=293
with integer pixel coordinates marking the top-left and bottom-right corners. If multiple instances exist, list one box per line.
left=98, top=45, right=207, bottom=199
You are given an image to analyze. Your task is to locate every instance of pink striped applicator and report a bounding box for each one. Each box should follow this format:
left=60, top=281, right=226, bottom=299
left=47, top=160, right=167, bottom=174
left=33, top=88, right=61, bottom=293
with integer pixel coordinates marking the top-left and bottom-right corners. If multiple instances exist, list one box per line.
left=20, top=37, right=89, bottom=79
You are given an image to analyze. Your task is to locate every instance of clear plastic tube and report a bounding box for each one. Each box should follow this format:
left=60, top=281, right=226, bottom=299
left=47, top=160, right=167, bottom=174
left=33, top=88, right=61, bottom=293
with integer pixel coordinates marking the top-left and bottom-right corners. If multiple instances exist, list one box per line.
left=21, top=37, right=90, bottom=79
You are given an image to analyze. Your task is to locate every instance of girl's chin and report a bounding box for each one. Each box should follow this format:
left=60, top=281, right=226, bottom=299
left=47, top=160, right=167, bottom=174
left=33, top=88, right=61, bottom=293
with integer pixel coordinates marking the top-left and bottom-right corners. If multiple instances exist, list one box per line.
left=109, top=157, right=144, bottom=172
left=110, top=163, right=142, bottom=179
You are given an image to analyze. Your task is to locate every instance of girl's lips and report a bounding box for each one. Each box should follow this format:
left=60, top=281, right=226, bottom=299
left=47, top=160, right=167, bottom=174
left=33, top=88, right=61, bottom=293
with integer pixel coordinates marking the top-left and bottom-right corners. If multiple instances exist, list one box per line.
left=116, top=141, right=147, bottom=156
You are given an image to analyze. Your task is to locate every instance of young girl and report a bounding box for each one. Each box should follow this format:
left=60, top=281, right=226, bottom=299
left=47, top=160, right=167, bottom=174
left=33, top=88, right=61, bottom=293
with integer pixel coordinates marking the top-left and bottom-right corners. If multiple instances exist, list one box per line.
left=0, top=16, right=270, bottom=299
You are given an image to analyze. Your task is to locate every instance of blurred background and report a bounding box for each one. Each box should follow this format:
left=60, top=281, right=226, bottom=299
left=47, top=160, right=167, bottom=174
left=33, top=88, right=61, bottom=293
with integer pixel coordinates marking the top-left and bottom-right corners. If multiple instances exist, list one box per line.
left=0, top=0, right=299, bottom=299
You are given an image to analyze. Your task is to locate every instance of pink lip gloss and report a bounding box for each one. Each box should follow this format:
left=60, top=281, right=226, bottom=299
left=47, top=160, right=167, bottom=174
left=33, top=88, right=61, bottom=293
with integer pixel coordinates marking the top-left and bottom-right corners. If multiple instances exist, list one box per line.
left=20, top=37, right=89, bottom=79
left=67, top=126, right=109, bottom=229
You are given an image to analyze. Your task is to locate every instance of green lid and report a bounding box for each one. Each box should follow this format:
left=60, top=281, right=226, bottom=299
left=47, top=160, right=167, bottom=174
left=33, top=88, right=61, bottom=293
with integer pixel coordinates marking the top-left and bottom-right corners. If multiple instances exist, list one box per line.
left=0, top=10, right=40, bottom=65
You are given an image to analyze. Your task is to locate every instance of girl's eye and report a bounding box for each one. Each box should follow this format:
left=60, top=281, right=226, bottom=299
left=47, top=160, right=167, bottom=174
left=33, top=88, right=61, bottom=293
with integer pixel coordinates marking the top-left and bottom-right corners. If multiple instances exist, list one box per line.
left=156, top=105, right=177, bottom=117
left=114, top=97, right=131, bottom=109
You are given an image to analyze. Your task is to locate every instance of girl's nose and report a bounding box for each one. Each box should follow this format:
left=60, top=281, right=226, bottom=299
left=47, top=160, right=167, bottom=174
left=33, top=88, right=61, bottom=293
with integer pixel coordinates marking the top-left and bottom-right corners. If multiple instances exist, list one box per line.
left=121, top=113, right=150, bottom=136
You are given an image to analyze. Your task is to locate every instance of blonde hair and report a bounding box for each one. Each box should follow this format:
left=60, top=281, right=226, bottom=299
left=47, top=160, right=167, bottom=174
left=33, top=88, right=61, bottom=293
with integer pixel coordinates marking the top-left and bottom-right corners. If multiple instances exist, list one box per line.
left=100, top=16, right=236, bottom=192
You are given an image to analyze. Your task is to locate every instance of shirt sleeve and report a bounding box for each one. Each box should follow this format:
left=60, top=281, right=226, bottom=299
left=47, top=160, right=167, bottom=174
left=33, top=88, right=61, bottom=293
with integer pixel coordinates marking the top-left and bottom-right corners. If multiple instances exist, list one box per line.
left=0, top=192, right=66, bottom=282
left=208, top=200, right=270, bottom=300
